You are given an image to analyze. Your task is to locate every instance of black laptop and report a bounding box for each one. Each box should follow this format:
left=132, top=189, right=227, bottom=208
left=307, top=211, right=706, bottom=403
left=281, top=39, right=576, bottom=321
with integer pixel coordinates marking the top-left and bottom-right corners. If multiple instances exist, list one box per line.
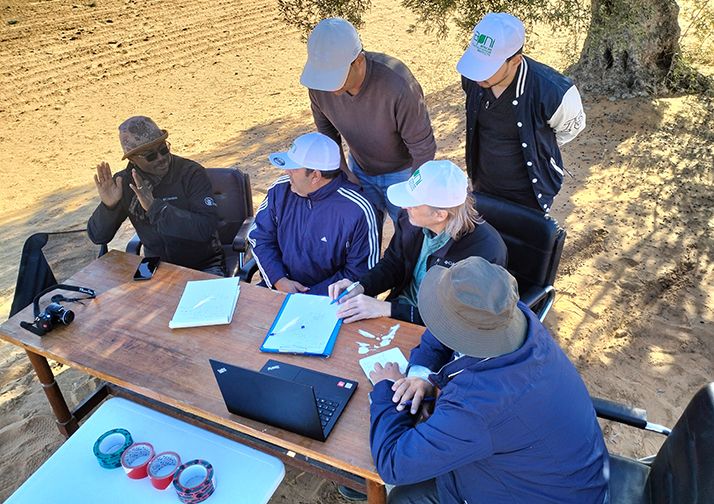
left=209, top=358, right=358, bottom=441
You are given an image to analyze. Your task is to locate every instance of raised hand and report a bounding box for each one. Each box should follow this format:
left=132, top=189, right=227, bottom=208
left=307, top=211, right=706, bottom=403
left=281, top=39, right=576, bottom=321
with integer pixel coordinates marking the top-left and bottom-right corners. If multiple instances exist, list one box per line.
left=93, top=162, right=123, bottom=208
left=129, top=168, right=155, bottom=211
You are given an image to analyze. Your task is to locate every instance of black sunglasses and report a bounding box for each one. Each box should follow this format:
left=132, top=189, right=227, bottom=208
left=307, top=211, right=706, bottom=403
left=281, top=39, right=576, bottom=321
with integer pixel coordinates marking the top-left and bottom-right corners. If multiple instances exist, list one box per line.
left=137, top=143, right=170, bottom=162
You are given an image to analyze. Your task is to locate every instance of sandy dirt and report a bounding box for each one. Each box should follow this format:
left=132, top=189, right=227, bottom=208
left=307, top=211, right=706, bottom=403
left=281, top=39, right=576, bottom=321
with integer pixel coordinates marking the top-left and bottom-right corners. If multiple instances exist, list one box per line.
left=0, top=0, right=712, bottom=501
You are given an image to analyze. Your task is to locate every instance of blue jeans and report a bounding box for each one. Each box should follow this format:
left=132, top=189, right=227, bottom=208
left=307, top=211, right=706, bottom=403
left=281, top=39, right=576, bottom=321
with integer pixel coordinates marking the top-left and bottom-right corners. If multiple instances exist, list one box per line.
left=348, top=155, right=412, bottom=224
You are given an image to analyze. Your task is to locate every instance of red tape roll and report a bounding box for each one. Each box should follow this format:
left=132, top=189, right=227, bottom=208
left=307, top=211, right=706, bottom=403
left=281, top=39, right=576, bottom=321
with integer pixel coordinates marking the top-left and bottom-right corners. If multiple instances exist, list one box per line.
left=120, top=442, right=155, bottom=479
left=148, top=451, right=182, bottom=490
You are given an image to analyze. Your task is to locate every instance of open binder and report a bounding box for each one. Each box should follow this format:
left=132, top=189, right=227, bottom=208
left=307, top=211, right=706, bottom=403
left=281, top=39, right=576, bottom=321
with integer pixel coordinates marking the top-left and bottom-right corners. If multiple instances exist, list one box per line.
left=260, top=293, right=342, bottom=357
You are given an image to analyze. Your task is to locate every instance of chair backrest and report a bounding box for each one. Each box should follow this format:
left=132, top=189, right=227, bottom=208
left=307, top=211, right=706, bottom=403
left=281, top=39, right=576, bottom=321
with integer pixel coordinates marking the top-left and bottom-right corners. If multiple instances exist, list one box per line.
left=206, top=167, right=253, bottom=246
left=646, top=383, right=714, bottom=503
left=473, top=192, right=566, bottom=297
left=10, top=230, right=99, bottom=317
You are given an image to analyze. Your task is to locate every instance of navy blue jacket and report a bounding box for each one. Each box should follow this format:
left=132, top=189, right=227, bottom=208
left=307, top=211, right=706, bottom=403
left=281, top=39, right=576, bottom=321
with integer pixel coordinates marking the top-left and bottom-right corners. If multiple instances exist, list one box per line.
left=463, top=56, right=586, bottom=212
left=247, top=173, right=379, bottom=296
left=370, top=303, right=609, bottom=503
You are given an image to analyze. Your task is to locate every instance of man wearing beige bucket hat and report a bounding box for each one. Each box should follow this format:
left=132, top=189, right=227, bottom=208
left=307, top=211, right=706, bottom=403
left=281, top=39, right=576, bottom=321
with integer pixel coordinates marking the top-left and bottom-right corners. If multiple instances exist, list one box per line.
left=87, top=116, right=225, bottom=275
left=368, top=257, right=609, bottom=503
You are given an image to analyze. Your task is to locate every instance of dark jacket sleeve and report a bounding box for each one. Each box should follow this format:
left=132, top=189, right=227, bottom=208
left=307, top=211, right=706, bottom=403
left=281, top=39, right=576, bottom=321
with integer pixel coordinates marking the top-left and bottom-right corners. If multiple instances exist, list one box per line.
left=408, top=329, right=454, bottom=371
left=146, top=166, right=219, bottom=242
left=359, top=214, right=410, bottom=296
left=389, top=302, right=424, bottom=326
left=87, top=201, right=128, bottom=245
left=370, top=378, right=492, bottom=486
left=247, top=186, right=288, bottom=287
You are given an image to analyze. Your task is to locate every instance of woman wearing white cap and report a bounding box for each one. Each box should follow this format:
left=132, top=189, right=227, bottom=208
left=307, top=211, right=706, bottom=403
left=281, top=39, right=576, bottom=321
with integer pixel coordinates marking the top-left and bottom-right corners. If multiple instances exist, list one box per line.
left=328, top=160, right=507, bottom=325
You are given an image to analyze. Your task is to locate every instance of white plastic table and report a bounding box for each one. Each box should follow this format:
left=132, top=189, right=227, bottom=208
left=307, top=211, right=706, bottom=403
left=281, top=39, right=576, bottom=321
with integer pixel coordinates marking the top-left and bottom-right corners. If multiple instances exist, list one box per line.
left=6, top=397, right=285, bottom=503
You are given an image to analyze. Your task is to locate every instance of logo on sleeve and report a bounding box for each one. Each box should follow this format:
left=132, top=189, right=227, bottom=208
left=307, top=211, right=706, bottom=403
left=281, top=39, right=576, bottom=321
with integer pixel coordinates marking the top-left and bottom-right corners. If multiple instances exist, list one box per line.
left=204, top=197, right=217, bottom=207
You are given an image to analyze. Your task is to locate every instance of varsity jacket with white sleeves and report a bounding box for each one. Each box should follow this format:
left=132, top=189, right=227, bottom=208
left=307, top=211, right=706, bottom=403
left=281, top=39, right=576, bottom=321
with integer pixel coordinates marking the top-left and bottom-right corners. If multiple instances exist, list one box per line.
left=463, top=56, right=586, bottom=212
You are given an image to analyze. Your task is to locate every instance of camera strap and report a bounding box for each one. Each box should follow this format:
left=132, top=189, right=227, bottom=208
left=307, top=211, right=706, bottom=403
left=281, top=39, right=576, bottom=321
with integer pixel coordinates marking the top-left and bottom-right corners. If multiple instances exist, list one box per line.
left=20, top=284, right=96, bottom=336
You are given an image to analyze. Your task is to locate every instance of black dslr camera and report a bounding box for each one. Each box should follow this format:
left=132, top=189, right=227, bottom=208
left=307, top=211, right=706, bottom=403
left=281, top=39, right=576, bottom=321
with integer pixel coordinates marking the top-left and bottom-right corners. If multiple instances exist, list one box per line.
left=20, top=284, right=95, bottom=337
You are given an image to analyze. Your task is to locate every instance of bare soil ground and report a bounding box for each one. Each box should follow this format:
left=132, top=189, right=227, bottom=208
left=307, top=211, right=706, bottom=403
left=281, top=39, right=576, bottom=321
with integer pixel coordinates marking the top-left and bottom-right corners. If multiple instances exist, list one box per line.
left=0, top=0, right=712, bottom=501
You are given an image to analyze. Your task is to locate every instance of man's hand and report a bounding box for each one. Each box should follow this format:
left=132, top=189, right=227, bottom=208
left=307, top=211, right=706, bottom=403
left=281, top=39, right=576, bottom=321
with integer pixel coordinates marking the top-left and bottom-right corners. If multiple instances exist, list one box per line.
left=391, top=376, right=435, bottom=415
left=336, top=294, right=389, bottom=323
left=129, top=168, right=155, bottom=211
left=93, top=162, right=123, bottom=208
left=328, top=278, right=364, bottom=301
left=369, top=362, right=404, bottom=385
left=275, top=277, right=309, bottom=294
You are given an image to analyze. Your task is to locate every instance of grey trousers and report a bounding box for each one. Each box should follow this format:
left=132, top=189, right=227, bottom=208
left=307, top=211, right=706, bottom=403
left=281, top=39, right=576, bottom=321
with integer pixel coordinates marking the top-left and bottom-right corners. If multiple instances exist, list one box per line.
left=388, top=479, right=439, bottom=504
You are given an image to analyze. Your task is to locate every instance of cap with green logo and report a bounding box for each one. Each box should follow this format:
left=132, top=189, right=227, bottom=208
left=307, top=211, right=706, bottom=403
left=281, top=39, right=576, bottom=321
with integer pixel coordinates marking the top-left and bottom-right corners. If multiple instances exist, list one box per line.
left=456, top=12, right=525, bottom=82
left=386, top=160, right=468, bottom=209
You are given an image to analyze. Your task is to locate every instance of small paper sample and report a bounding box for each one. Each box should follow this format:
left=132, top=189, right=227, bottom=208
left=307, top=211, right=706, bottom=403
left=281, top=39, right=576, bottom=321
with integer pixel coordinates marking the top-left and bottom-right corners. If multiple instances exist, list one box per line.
left=359, top=347, right=409, bottom=384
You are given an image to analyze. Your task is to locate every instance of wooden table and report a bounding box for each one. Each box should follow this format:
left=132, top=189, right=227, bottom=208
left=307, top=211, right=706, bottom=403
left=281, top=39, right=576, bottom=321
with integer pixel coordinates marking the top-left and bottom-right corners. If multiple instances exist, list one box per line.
left=0, top=250, right=425, bottom=504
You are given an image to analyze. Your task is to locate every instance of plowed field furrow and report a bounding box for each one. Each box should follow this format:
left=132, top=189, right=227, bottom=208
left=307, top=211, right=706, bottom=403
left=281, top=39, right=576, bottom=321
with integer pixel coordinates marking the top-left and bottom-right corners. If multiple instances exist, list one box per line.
left=0, top=5, right=283, bottom=111
left=0, top=2, right=275, bottom=72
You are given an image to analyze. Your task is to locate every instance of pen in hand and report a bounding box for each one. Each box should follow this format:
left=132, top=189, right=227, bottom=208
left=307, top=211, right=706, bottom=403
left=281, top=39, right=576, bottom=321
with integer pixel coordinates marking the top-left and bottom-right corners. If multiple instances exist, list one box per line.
left=330, top=281, right=360, bottom=305
left=399, top=396, right=436, bottom=408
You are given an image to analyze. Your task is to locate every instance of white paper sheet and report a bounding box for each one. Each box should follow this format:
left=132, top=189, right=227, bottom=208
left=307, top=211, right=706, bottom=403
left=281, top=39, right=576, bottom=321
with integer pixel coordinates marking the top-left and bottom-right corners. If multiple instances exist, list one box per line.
left=261, top=293, right=341, bottom=355
left=359, top=347, right=409, bottom=384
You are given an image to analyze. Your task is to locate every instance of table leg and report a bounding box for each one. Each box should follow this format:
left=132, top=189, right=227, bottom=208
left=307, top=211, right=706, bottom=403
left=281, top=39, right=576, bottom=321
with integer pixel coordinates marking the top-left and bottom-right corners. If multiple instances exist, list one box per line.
left=25, top=350, right=79, bottom=437
left=366, top=480, right=387, bottom=504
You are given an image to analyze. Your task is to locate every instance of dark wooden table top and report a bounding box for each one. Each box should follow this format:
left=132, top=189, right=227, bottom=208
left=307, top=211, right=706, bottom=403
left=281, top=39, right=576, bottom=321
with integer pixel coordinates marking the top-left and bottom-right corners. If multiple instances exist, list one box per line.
left=0, top=250, right=425, bottom=482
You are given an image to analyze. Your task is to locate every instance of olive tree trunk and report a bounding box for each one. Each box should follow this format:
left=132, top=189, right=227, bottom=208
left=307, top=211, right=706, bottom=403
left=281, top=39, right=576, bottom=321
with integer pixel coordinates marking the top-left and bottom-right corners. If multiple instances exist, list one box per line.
left=569, top=0, right=681, bottom=97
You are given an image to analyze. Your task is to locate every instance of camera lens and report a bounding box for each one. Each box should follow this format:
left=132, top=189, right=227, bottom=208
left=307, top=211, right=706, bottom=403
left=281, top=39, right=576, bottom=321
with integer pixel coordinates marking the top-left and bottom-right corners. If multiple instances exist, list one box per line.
left=59, top=309, right=75, bottom=325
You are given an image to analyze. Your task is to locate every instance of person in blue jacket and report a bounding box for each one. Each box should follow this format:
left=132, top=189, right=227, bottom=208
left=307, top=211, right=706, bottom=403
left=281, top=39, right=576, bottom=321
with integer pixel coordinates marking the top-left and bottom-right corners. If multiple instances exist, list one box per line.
left=368, top=256, right=609, bottom=504
left=247, top=132, right=379, bottom=296
left=458, top=13, right=586, bottom=213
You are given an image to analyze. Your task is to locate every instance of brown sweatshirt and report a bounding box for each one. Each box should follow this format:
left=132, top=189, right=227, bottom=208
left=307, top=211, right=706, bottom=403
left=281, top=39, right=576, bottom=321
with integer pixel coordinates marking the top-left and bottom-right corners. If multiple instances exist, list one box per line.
left=308, top=52, right=436, bottom=176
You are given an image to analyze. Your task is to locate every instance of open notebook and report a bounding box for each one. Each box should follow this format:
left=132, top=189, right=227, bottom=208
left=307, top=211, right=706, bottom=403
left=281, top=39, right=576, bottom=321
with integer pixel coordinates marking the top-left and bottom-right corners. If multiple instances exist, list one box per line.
left=169, top=277, right=240, bottom=329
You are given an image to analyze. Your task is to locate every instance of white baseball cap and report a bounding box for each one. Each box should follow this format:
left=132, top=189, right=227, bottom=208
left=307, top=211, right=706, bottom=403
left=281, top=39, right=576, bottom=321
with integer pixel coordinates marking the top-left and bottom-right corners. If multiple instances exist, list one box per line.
left=268, top=132, right=341, bottom=171
left=387, top=160, right=468, bottom=208
left=456, top=13, right=525, bottom=82
left=300, top=18, right=363, bottom=91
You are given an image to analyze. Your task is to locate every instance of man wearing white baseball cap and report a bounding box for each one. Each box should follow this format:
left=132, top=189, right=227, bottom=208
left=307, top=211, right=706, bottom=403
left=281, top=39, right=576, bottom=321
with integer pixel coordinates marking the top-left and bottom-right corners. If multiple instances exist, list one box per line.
left=301, top=18, right=436, bottom=226
left=247, top=132, right=379, bottom=296
left=328, top=160, right=506, bottom=325
left=458, top=12, right=586, bottom=213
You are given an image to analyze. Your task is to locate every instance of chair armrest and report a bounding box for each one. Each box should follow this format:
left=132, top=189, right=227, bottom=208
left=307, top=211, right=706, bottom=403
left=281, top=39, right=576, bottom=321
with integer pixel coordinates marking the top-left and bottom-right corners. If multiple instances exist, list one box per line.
left=238, top=257, right=259, bottom=283
left=520, top=285, right=555, bottom=322
left=126, top=234, right=142, bottom=255
left=520, top=286, right=549, bottom=308
left=232, top=217, right=255, bottom=253
left=592, top=396, right=648, bottom=429
left=592, top=396, right=672, bottom=436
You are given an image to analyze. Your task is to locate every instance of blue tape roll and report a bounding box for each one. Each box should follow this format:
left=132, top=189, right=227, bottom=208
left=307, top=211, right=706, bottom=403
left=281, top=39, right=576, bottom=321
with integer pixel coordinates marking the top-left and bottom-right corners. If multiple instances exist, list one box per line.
left=92, top=428, right=133, bottom=469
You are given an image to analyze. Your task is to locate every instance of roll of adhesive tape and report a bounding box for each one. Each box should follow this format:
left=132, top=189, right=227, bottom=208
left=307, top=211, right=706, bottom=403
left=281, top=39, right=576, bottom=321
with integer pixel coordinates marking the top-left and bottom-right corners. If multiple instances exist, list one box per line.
left=92, top=428, right=133, bottom=469
left=148, top=451, right=182, bottom=490
left=173, top=459, right=216, bottom=503
left=120, top=442, right=155, bottom=479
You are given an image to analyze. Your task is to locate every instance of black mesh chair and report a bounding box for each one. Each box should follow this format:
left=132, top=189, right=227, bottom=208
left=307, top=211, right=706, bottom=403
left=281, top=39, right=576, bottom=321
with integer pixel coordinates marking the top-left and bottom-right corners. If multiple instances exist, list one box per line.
left=474, top=192, right=566, bottom=321
left=593, top=383, right=714, bottom=503
left=126, top=167, right=255, bottom=279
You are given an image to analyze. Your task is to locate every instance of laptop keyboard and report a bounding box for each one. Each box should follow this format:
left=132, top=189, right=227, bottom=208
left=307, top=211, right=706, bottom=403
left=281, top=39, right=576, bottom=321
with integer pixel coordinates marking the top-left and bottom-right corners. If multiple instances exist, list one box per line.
left=316, top=397, right=339, bottom=428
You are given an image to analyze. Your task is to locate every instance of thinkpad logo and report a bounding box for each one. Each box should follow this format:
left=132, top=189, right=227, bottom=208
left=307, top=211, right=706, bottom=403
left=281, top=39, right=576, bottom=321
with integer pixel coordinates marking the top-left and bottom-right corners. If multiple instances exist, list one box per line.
left=267, top=365, right=280, bottom=371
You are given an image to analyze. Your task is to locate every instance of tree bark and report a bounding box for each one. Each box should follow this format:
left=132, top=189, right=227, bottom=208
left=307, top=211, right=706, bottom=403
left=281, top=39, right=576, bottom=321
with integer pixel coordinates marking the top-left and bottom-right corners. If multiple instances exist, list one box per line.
left=569, top=0, right=681, bottom=97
